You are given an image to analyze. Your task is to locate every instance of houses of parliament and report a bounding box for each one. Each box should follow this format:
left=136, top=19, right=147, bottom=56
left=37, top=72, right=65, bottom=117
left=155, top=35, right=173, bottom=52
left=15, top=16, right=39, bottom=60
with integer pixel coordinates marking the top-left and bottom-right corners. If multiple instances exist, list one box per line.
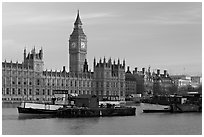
left=3, top=11, right=143, bottom=103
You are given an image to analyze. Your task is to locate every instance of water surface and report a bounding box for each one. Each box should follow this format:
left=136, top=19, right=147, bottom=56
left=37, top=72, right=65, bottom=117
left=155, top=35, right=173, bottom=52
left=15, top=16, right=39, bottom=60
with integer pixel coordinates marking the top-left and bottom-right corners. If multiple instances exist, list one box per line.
left=2, top=104, right=202, bottom=135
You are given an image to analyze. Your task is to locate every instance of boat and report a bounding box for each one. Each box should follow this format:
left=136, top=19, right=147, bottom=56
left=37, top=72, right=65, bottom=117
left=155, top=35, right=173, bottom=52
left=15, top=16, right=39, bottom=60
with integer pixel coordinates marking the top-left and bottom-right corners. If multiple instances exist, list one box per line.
left=170, top=103, right=201, bottom=113
left=142, top=93, right=202, bottom=113
left=17, top=102, right=64, bottom=115
left=141, top=103, right=171, bottom=113
left=56, top=105, right=136, bottom=117
left=17, top=90, right=73, bottom=115
left=17, top=90, right=136, bottom=117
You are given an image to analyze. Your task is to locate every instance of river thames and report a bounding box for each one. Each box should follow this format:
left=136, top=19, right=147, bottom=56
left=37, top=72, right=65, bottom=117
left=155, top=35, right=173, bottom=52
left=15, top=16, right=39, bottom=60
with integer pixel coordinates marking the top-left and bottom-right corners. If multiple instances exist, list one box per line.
left=2, top=103, right=202, bottom=135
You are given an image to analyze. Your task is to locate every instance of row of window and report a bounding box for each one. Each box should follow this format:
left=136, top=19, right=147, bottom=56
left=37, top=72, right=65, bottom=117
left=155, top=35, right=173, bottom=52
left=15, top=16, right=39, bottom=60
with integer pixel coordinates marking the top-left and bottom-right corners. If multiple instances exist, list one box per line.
left=126, top=88, right=136, bottom=91
left=44, top=73, right=93, bottom=79
left=3, top=77, right=93, bottom=87
left=2, top=89, right=124, bottom=97
left=126, top=82, right=137, bottom=91
left=95, top=71, right=125, bottom=78
left=2, top=98, right=23, bottom=101
left=2, top=88, right=95, bottom=96
left=3, top=77, right=37, bottom=86
left=3, top=88, right=51, bottom=96
left=95, top=81, right=124, bottom=88
left=3, top=70, right=94, bottom=79
left=2, top=97, right=52, bottom=101
left=96, top=90, right=122, bottom=96
left=3, top=70, right=35, bottom=76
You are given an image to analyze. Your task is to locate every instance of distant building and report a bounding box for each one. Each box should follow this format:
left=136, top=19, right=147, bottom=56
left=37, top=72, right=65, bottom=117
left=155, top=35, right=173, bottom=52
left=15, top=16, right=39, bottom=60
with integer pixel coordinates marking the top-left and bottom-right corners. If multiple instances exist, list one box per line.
left=125, top=66, right=137, bottom=96
left=170, top=75, right=202, bottom=88
left=133, top=67, right=145, bottom=94
left=143, top=67, right=154, bottom=95
left=152, top=69, right=174, bottom=95
left=124, top=66, right=146, bottom=96
left=170, top=75, right=191, bottom=87
left=190, top=76, right=202, bottom=88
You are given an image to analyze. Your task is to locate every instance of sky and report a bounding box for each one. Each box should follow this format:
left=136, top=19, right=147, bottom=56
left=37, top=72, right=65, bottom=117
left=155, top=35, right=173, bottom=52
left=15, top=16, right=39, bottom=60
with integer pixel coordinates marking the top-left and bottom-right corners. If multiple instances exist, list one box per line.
left=2, top=2, right=202, bottom=76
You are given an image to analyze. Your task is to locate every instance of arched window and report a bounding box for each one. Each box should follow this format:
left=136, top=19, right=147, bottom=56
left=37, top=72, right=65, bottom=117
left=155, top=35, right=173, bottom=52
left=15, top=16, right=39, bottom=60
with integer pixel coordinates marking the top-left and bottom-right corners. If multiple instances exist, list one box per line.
left=6, top=88, right=10, bottom=95
left=24, top=89, right=27, bottom=95
left=18, top=89, right=21, bottom=95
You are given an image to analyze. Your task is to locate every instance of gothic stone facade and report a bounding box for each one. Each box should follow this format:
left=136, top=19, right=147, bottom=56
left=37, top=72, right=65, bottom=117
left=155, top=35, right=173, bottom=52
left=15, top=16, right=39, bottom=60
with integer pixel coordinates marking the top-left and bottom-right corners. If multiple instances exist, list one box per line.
left=94, top=58, right=126, bottom=100
left=2, top=11, right=126, bottom=102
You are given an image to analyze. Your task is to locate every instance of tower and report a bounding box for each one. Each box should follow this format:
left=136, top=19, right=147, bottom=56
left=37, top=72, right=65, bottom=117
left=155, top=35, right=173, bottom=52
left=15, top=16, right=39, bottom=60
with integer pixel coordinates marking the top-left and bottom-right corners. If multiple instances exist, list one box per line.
left=23, top=47, right=44, bottom=72
left=94, top=57, right=126, bottom=100
left=69, top=10, right=87, bottom=73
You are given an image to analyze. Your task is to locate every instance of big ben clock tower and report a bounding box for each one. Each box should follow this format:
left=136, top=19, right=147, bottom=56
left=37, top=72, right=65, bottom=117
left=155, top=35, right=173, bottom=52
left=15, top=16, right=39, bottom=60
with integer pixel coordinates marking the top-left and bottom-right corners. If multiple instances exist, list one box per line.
left=69, top=10, right=87, bottom=73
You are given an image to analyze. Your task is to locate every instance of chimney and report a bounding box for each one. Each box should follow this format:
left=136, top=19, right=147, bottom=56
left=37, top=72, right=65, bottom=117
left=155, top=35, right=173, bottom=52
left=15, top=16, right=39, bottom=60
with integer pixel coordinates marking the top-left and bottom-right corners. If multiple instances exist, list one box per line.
left=117, top=58, right=120, bottom=65
left=39, top=48, right=43, bottom=59
left=24, top=48, right=26, bottom=60
left=135, top=67, right=137, bottom=73
left=127, top=66, right=131, bottom=73
left=142, top=68, right=145, bottom=74
left=103, top=57, right=106, bottom=63
left=93, top=57, right=96, bottom=67
left=164, top=70, right=167, bottom=77
left=99, top=58, right=102, bottom=67
left=157, top=69, right=160, bottom=76
left=62, top=66, right=66, bottom=73
left=123, top=59, right=125, bottom=67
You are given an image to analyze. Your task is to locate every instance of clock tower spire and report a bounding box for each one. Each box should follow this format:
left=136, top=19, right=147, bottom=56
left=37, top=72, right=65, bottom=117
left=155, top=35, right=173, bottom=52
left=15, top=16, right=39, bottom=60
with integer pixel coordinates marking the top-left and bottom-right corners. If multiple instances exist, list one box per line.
left=74, top=10, right=82, bottom=26
left=69, top=10, right=87, bottom=73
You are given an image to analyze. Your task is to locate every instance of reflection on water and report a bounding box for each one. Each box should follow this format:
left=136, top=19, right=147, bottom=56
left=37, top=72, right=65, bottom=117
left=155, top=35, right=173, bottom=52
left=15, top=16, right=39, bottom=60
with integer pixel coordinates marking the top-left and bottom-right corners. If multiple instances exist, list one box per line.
left=18, top=114, right=56, bottom=120
left=2, top=103, right=202, bottom=135
left=56, top=117, right=101, bottom=135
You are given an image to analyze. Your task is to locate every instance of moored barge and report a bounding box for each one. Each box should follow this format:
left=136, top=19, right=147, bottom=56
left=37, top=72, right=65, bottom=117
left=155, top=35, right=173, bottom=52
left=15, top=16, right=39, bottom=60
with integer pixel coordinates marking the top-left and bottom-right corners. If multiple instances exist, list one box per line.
left=143, top=93, right=202, bottom=113
left=17, top=90, right=136, bottom=117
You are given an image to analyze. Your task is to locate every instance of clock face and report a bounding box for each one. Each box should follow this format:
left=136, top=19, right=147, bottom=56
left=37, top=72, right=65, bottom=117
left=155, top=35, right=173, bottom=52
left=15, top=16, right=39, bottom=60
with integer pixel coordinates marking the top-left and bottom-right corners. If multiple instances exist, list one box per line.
left=81, top=42, right=85, bottom=49
left=71, top=42, right=76, bottom=48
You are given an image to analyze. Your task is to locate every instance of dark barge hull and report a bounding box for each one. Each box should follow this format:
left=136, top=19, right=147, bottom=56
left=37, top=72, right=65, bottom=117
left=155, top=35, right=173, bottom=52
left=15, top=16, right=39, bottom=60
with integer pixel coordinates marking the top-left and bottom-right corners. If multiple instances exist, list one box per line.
left=56, top=107, right=136, bottom=117
left=18, top=107, right=136, bottom=117
left=143, top=104, right=202, bottom=113
left=170, top=104, right=202, bottom=113
left=101, top=107, right=136, bottom=116
left=56, top=108, right=100, bottom=117
left=17, top=107, right=57, bottom=115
